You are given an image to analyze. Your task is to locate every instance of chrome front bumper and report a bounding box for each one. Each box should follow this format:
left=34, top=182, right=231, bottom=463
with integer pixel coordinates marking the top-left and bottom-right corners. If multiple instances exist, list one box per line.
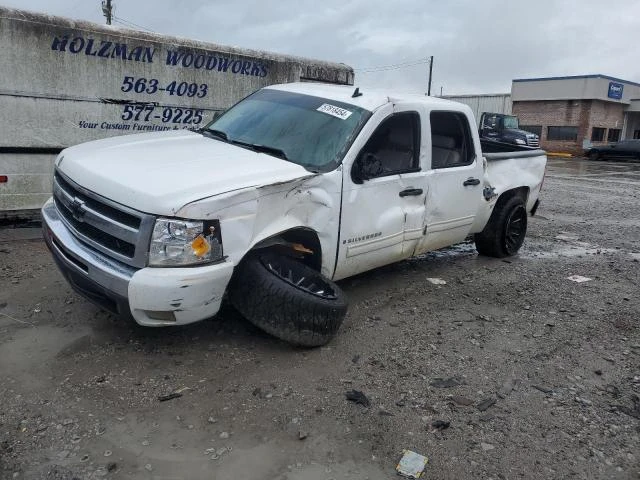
left=42, top=197, right=136, bottom=316
left=42, top=197, right=236, bottom=326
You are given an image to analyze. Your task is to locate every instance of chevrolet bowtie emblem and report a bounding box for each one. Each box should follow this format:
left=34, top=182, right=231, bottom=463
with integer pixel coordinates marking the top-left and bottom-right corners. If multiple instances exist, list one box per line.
left=69, top=197, right=86, bottom=221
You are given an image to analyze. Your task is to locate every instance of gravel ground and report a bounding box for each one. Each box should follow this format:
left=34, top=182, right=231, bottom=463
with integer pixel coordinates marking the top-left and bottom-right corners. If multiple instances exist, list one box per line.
left=0, top=157, right=639, bottom=480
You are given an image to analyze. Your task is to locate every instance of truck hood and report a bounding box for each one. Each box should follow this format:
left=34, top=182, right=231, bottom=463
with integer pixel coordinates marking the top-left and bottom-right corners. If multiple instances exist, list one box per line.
left=506, top=128, right=538, bottom=138
left=57, top=130, right=313, bottom=216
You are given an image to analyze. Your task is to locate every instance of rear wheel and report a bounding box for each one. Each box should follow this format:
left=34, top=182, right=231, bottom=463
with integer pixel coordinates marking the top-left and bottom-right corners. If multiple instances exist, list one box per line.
left=475, top=196, right=528, bottom=258
left=228, top=252, right=348, bottom=347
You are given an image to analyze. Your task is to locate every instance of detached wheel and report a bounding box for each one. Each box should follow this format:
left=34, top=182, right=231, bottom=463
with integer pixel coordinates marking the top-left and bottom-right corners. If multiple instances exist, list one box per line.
left=475, top=196, right=528, bottom=258
left=228, top=252, right=348, bottom=347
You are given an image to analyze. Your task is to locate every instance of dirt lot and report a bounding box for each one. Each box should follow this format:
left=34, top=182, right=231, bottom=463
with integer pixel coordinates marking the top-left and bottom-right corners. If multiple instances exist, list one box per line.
left=1, top=158, right=639, bottom=480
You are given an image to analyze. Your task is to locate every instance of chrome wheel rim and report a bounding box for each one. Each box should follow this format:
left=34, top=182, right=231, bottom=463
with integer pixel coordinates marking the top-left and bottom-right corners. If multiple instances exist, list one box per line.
left=261, top=256, right=337, bottom=300
left=504, top=205, right=527, bottom=254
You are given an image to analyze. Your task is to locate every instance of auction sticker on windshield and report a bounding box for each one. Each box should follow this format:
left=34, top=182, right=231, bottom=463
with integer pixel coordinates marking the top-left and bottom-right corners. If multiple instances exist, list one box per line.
left=317, top=103, right=353, bottom=120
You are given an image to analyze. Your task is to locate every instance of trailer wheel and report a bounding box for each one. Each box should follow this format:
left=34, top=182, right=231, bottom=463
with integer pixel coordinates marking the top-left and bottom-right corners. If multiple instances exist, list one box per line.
left=228, top=252, right=348, bottom=347
left=475, top=196, right=528, bottom=258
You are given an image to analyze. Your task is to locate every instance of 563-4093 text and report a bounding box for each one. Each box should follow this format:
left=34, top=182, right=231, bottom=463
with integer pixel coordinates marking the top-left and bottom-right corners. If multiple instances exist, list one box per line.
left=121, top=76, right=208, bottom=97
left=121, top=105, right=205, bottom=124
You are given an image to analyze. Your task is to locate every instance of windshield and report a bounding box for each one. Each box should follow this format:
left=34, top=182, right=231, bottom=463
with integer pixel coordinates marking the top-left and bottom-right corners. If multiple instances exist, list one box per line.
left=203, top=89, right=370, bottom=171
left=503, top=115, right=519, bottom=129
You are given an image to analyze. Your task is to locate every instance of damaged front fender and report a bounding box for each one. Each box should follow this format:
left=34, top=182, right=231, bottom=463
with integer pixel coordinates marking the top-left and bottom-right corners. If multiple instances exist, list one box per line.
left=175, top=169, right=342, bottom=277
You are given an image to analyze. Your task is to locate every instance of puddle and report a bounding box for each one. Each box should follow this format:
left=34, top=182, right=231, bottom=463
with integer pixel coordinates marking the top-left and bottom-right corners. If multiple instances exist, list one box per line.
left=547, top=157, right=640, bottom=177
left=411, top=238, right=621, bottom=262
left=555, top=234, right=581, bottom=243
left=522, top=233, right=620, bottom=259
left=387, top=234, right=629, bottom=263
left=567, top=275, right=593, bottom=283
left=0, top=325, right=91, bottom=390
left=94, top=428, right=389, bottom=480
left=522, top=245, right=618, bottom=259
left=412, top=242, right=477, bottom=261
left=284, top=461, right=388, bottom=480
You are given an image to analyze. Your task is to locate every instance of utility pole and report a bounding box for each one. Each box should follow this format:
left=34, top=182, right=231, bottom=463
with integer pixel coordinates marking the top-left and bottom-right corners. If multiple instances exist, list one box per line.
left=102, top=0, right=113, bottom=25
left=427, top=56, right=434, bottom=96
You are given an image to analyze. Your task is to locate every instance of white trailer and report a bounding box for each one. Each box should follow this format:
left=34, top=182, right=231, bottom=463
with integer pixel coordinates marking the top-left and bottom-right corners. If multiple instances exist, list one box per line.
left=441, top=93, right=512, bottom=125
left=0, top=7, right=354, bottom=216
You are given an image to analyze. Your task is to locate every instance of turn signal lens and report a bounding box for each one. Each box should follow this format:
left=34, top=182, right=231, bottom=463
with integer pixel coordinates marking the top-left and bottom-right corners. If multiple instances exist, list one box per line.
left=191, top=235, right=211, bottom=257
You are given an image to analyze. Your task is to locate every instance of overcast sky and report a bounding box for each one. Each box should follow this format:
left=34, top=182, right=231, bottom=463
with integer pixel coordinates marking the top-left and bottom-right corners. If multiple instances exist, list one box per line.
left=3, top=0, right=640, bottom=95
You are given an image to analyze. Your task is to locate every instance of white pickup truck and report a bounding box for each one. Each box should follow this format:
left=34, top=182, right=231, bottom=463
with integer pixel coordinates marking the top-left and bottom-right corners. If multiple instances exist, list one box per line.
left=42, top=83, right=546, bottom=346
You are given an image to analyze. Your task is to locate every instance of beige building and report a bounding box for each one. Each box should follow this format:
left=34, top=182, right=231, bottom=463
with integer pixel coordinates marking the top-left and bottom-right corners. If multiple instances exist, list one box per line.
left=512, top=75, right=640, bottom=154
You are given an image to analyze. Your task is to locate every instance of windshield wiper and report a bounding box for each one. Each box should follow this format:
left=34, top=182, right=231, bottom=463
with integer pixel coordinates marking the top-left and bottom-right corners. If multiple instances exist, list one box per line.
left=200, top=132, right=288, bottom=160
left=200, top=128, right=229, bottom=142
left=231, top=140, right=289, bottom=161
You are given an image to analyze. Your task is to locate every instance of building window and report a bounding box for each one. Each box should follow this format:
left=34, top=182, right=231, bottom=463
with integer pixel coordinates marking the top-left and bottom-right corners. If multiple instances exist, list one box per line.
left=591, top=127, right=606, bottom=142
left=547, top=126, right=578, bottom=141
left=607, top=129, right=621, bottom=142
left=521, top=125, right=542, bottom=137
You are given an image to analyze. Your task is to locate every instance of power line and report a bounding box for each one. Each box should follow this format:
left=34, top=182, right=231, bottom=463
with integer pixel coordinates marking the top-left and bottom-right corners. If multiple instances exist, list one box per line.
left=112, top=15, right=154, bottom=32
left=353, top=56, right=435, bottom=97
left=356, top=61, right=428, bottom=73
left=357, top=60, right=429, bottom=73
left=112, top=15, right=155, bottom=33
left=112, top=18, right=133, bottom=29
left=354, top=57, right=431, bottom=73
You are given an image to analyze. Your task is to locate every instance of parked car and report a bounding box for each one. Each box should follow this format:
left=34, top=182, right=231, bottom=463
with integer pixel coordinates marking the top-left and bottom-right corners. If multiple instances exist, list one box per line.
left=42, top=83, right=547, bottom=346
left=586, top=140, right=640, bottom=161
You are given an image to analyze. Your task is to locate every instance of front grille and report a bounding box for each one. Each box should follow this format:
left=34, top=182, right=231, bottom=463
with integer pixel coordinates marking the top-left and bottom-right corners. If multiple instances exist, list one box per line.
left=526, top=136, right=540, bottom=148
left=55, top=173, right=141, bottom=229
left=54, top=196, right=136, bottom=257
left=52, top=170, right=155, bottom=268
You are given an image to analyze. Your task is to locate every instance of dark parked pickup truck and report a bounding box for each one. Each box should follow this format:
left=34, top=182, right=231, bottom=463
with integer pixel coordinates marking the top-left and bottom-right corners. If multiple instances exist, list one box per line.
left=479, top=112, right=540, bottom=148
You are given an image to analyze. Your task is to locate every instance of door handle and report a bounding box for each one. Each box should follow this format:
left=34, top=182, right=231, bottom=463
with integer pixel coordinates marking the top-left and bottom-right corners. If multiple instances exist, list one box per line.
left=463, top=178, right=481, bottom=186
left=399, top=188, right=423, bottom=197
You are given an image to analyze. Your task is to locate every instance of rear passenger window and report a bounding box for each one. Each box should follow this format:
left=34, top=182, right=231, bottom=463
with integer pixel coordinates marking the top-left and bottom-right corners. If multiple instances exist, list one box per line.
left=430, top=111, right=475, bottom=169
left=359, top=112, right=420, bottom=176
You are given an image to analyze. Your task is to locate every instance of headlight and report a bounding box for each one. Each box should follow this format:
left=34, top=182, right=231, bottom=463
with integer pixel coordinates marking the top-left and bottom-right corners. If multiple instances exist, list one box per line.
left=149, top=218, right=223, bottom=266
left=515, top=138, right=527, bottom=145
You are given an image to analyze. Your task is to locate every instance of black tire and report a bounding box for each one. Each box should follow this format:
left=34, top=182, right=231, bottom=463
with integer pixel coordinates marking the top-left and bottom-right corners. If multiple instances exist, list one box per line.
left=228, top=252, right=348, bottom=347
left=474, top=195, right=528, bottom=258
left=589, top=150, right=600, bottom=161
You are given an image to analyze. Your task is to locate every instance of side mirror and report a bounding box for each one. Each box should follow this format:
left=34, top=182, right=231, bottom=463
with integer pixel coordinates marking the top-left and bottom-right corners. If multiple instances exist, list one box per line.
left=352, top=153, right=383, bottom=184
